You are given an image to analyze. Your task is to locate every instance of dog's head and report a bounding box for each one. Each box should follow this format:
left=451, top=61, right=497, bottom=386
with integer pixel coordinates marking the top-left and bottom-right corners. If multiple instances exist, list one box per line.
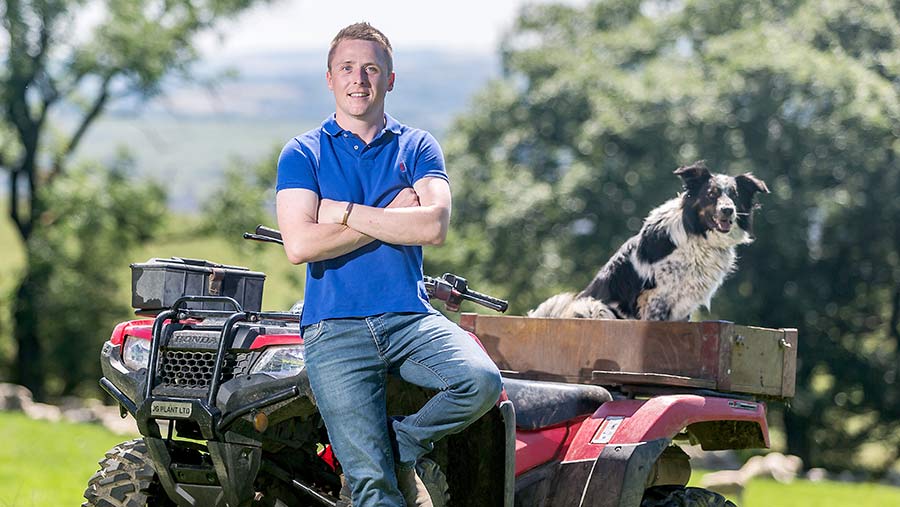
left=675, top=161, right=769, bottom=238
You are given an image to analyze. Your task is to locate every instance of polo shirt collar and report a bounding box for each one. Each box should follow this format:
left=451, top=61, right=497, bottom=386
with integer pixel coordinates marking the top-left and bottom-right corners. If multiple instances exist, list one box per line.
left=383, top=113, right=403, bottom=135
left=321, top=115, right=344, bottom=137
left=321, top=113, right=404, bottom=137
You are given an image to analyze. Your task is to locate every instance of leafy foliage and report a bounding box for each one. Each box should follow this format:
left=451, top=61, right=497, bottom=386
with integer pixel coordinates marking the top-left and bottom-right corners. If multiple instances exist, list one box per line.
left=434, top=0, right=900, bottom=474
left=0, top=0, right=266, bottom=398
left=27, top=155, right=165, bottom=394
left=200, top=146, right=280, bottom=248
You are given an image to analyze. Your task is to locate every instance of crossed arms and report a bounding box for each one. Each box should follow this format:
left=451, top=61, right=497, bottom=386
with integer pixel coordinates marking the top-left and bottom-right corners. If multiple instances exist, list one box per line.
left=276, top=177, right=451, bottom=265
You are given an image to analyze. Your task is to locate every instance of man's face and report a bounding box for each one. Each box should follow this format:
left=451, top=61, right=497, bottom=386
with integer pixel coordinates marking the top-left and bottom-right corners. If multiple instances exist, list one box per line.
left=327, top=39, right=395, bottom=125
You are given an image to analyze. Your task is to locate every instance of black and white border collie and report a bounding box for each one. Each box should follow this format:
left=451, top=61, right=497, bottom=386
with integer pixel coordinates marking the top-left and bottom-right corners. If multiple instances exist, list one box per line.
left=529, top=161, right=769, bottom=321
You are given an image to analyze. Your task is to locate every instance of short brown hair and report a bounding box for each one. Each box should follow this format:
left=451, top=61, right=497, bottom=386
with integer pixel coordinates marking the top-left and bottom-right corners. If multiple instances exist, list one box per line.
left=328, top=22, right=394, bottom=73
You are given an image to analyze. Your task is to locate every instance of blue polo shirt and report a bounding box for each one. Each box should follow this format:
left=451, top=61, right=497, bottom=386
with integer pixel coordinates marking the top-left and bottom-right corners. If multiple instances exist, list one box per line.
left=276, top=114, right=448, bottom=327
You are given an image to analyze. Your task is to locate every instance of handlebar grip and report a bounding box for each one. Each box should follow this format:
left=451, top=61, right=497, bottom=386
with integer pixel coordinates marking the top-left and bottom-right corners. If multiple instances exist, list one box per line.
left=255, top=225, right=283, bottom=241
left=464, top=289, right=509, bottom=313
left=425, top=274, right=508, bottom=313
left=243, top=233, right=284, bottom=245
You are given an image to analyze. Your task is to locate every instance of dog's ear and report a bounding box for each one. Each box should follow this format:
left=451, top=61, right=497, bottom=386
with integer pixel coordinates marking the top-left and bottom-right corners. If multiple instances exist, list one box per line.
left=736, top=173, right=770, bottom=202
left=674, top=161, right=711, bottom=195
left=735, top=173, right=769, bottom=235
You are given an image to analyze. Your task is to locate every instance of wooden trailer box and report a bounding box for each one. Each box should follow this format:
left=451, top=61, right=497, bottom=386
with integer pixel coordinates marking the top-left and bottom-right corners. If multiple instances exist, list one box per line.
left=459, top=315, right=798, bottom=399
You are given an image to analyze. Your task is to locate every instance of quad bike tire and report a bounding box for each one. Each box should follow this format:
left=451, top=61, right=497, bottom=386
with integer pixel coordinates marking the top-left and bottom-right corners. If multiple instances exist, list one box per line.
left=82, top=438, right=174, bottom=507
left=640, top=485, right=737, bottom=507
left=83, top=439, right=309, bottom=507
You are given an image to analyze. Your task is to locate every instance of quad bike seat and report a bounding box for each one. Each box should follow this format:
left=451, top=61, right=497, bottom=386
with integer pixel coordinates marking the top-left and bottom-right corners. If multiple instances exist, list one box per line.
left=502, top=378, right=613, bottom=430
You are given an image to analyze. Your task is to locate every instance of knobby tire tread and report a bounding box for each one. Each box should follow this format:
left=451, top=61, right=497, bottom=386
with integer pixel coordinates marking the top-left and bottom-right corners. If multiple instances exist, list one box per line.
left=82, top=439, right=170, bottom=507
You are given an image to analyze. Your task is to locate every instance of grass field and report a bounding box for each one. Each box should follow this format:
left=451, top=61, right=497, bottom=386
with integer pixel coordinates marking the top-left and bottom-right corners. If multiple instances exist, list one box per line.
left=686, top=474, right=900, bottom=507
left=0, top=412, right=138, bottom=507
left=1, top=412, right=899, bottom=507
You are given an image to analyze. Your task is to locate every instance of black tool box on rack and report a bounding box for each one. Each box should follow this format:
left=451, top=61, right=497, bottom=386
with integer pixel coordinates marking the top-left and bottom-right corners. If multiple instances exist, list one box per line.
left=130, top=257, right=265, bottom=313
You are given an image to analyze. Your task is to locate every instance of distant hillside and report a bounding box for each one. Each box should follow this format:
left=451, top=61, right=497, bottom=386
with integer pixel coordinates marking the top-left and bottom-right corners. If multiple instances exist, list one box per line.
left=111, top=49, right=500, bottom=129
left=37, top=49, right=500, bottom=211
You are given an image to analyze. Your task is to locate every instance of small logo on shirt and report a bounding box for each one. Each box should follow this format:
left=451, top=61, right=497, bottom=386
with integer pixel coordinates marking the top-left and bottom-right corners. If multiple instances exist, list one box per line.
left=399, top=161, right=407, bottom=172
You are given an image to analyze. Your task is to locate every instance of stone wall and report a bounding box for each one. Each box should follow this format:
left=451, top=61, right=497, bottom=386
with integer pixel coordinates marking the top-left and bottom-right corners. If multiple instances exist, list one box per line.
left=0, top=383, right=137, bottom=435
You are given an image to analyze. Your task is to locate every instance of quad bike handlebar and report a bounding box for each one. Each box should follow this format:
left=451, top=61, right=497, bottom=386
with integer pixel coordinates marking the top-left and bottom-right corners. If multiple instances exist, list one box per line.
left=424, top=273, right=508, bottom=313
left=245, top=225, right=508, bottom=313
left=242, top=224, right=284, bottom=244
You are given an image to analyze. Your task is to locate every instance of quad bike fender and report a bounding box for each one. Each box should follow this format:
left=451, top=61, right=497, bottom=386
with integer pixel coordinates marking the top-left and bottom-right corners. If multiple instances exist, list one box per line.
left=563, top=395, right=769, bottom=464
left=544, top=395, right=767, bottom=507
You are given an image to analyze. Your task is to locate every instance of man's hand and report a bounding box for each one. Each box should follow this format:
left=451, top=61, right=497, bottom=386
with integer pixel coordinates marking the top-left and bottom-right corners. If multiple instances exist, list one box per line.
left=387, top=187, right=420, bottom=209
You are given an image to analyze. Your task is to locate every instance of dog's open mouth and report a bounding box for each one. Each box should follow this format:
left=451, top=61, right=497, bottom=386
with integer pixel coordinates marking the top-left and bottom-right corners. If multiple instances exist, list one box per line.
left=716, top=218, right=733, bottom=233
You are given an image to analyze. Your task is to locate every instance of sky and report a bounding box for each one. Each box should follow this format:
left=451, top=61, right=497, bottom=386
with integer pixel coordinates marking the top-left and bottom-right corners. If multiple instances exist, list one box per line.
left=195, top=0, right=584, bottom=56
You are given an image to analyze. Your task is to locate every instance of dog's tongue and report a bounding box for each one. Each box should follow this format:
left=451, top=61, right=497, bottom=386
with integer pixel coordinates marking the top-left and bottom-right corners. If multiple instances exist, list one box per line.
left=717, top=219, right=733, bottom=233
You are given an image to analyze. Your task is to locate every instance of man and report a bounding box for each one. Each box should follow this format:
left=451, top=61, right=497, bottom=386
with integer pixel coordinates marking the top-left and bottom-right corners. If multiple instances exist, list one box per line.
left=275, top=22, right=502, bottom=506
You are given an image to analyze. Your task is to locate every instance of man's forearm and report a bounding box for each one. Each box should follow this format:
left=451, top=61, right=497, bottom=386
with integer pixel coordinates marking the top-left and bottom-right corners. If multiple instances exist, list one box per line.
left=344, top=204, right=449, bottom=246
left=282, top=222, right=374, bottom=264
left=315, top=186, right=444, bottom=247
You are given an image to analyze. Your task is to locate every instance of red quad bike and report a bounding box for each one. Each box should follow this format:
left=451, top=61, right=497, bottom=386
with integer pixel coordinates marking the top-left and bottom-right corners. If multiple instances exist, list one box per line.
left=85, top=226, right=794, bottom=507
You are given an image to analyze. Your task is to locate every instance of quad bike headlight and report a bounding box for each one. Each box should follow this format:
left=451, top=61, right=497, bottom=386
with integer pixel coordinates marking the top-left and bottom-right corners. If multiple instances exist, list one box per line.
left=122, top=336, right=151, bottom=371
left=250, top=345, right=306, bottom=378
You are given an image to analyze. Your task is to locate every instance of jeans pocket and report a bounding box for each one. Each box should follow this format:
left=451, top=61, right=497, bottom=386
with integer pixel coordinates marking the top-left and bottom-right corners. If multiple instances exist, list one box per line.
left=301, top=320, right=327, bottom=346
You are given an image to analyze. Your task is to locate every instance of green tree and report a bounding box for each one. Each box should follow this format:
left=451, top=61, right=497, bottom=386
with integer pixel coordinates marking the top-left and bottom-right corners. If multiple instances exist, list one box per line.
left=29, top=155, right=165, bottom=394
left=1, top=0, right=266, bottom=398
left=435, top=0, right=900, bottom=474
left=200, top=147, right=280, bottom=246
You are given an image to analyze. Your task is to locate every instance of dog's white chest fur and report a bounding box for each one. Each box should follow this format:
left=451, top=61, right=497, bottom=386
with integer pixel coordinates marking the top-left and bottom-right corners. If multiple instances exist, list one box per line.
left=632, top=198, right=749, bottom=320
left=635, top=236, right=737, bottom=319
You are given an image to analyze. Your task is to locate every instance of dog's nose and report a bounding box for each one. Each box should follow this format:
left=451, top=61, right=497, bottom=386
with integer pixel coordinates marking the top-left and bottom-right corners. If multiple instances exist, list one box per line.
left=721, top=207, right=735, bottom=217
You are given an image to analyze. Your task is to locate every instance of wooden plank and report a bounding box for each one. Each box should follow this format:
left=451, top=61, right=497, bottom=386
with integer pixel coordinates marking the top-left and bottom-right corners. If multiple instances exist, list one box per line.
left=465, top=315, right=717, bottom=383
left=781, top=328, right=799, bottom=397
left=727, top=325, right=787, bottom=397
left=459, top=314, right=797, bottom=398
left=459, top=313, right=477, bottom=334
left=700, top=322, right=723, bottom=383
left=710, top=321, right=734, bottom=393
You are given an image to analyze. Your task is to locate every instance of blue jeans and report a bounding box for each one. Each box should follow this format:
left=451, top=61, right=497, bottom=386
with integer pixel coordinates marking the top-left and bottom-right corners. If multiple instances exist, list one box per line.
left=302, top=309, right=502, bottom=506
